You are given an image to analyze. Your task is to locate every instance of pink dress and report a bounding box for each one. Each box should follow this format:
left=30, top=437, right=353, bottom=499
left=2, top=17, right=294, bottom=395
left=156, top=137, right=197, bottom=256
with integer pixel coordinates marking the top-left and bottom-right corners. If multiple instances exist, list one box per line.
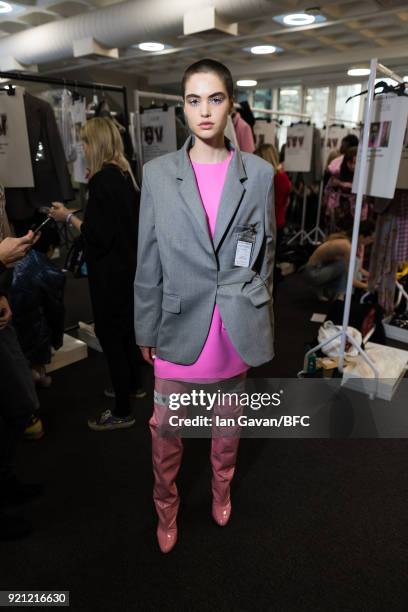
left=154, top=152, right=250, bottom=381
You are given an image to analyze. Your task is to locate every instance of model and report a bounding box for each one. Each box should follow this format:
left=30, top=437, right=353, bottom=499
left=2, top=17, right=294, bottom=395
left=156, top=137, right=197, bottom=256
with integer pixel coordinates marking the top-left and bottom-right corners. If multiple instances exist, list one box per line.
left=134, top=59, right=276, bottom=553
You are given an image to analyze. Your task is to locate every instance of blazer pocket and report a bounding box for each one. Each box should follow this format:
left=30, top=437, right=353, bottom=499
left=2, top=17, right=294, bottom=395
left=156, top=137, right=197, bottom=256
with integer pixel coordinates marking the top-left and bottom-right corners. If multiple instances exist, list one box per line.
left=247, top=282, right=271, bottom=307
left=162, top=293, right=181, bottom=314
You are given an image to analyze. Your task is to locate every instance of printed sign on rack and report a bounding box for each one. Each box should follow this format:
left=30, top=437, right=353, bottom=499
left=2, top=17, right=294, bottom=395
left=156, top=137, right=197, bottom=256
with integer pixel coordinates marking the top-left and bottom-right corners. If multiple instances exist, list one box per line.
left=0, top=88, right=34, bottom=188
left=253, top=120, right=279, bottom=149
left=321, top=126, right=349, bottom=167
left=141, top=106, right=177, bottom=163
left=284, top=124, right=313, bottom=173
left=352, top=96, right=408, bottom=199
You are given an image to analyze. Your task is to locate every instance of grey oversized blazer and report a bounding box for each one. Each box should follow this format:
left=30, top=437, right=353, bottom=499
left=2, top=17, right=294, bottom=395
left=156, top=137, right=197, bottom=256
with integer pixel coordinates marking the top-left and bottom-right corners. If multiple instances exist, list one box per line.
left=134, top=136, right=276, bottom=367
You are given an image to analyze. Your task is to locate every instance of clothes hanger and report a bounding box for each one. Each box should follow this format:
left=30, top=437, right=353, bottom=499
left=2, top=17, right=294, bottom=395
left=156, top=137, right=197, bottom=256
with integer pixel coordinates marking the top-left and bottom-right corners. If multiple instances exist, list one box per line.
left=346, top=80, right=408, bottom=103
left=0, top=84, right=16, bottom=96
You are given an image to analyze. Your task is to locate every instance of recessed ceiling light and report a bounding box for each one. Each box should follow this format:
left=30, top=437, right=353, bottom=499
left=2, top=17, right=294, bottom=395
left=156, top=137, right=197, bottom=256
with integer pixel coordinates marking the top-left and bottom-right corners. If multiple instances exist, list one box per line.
left=347, top=68, right=371, bottom=76
left=273, top=13, right=325, bottom=26
left=0, top=1, right=12, bottom=13
left=250, top=45, right=276, bottom=55
left=305, top=95, right=313, bottom=101
left=283, top=13, right=316, bottom=26
left=237, top=79, right=257, bottom=87
left=280, top=89, right=298, bottom=96
left=138, top=42, right=165, bottom=52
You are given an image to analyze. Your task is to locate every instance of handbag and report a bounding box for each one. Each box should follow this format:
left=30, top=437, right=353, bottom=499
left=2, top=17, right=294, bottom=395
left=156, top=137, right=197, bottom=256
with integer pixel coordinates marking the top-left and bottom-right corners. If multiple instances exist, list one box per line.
left=64, top=234, right=87, bottom=278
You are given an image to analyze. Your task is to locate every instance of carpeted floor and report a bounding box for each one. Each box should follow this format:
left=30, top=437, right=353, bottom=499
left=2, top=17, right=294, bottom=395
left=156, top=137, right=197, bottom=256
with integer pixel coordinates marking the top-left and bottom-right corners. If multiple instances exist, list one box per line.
left=2, top=271, right=408, bottom=611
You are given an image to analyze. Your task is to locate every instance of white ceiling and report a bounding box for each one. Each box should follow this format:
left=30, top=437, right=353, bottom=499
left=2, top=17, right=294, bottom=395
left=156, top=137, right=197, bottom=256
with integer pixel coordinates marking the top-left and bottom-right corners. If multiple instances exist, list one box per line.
left=1, top=0, right=408, bottom=89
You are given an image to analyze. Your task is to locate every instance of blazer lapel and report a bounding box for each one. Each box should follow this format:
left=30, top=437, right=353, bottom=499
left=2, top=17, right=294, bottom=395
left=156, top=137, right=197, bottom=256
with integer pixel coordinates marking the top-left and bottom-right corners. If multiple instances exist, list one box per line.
left=213, top=143, right=247, bottom=252
left=176, top=136, right=214, bottom=252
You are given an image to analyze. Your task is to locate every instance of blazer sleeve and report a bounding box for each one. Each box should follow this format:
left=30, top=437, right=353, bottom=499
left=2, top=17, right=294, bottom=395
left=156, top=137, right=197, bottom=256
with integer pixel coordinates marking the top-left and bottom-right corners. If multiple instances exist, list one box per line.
left=133, top=166, right=163, bottom=347
left=258, top=174, right=276, bottom=297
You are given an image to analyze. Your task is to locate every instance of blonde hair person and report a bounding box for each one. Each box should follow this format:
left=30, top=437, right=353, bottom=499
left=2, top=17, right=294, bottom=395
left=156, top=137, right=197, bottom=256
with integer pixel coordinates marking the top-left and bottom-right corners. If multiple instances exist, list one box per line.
left=255, top=142, right=292, bottom=236
left=254, top=143, right=280, bottom=172
left=80, top=117, right=138, bottom=189
left=50, top=116, right=145, bottom=428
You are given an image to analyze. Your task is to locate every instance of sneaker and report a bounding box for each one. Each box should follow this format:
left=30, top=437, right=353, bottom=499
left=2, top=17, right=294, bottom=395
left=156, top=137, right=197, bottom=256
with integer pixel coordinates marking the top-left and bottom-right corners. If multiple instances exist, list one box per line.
left=88, top=409, right=136, bottom=431
left=104, top=388, right=147, bottom=399
left=24, top=415, right=45, bottom=440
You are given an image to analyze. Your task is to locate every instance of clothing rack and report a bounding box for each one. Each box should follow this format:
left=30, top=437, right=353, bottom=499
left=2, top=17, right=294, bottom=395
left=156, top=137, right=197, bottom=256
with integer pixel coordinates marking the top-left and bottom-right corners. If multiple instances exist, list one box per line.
left=0, top=71, right=129, bottom=132
left=305, top=114, right=360, bottom=245
left=253, top=107, right=310, bottom=120
left=300, top=59, right=408, bottom=398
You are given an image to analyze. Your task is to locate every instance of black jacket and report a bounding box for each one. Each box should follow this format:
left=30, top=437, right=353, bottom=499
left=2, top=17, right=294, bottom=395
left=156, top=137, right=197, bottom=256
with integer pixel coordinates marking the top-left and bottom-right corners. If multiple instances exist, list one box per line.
left=10, top=250, right=65, bottom=364
left=5, top=92, right=74, bottom=221
left=81, top=164, right=140, bottom=337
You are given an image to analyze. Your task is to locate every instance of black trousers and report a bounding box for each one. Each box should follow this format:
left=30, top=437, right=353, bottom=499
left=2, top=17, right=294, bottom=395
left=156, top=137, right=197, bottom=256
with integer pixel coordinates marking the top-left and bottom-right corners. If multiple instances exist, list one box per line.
left=0, top=324, right=38, bottom=482
left=97, top=328, right=143, bottom=418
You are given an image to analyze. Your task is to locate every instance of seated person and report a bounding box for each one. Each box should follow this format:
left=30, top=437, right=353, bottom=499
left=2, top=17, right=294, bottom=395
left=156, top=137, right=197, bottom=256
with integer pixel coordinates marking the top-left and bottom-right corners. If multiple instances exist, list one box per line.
left=10, top=212, right=65, bottom=388
left=303, top=220, right=375, bottom=302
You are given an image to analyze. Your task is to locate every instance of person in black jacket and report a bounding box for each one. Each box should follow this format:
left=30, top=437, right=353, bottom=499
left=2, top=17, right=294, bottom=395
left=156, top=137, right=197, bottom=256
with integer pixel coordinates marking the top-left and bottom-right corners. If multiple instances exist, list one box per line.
left=0, top=233, right=43, bottom=540
left=10, top=212, right=65, bottom=389
left=50, top=117, right=145, bottom=431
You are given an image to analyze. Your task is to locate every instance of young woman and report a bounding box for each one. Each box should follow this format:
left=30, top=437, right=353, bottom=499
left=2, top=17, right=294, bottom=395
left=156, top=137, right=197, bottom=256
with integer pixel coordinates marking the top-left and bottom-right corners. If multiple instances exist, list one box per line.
left=303, top=220, right=375, bottom=302
left=255, top=143, right=291, bottom=242
left=50, top=117, right=145, bottom=430
left=324, top=146, right=370, bottom=233
left=134, top=59, right=276, bottom=553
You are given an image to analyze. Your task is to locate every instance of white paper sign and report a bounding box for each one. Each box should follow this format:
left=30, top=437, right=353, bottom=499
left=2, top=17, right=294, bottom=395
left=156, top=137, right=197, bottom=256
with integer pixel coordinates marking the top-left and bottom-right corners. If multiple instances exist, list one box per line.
left=284, top=124, right=313, bottom=173
left=0, top=88, right=34, bottom=188
left=141, top=106, right=177, bottom=163
left=352, top=96, right=408, bottom=199
left=254, top=120, right=279, bottom=148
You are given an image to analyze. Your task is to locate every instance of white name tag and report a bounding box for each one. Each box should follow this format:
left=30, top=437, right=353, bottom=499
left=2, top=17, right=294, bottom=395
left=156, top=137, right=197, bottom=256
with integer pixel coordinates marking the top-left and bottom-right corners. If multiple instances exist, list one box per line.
left=234, top=240, right=253, bottom=267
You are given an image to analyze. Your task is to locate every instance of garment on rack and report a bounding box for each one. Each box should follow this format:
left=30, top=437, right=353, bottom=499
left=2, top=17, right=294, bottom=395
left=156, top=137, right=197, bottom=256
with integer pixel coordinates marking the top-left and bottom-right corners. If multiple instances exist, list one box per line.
left=394, top=189, right=408, bottom=263
left=232, top=112, right=255, bottom=153
left=40, top=89, right=76, bottom=162
left=5, top=92, right=74, bottom=222
left=368, top=197, right=400, bottom=314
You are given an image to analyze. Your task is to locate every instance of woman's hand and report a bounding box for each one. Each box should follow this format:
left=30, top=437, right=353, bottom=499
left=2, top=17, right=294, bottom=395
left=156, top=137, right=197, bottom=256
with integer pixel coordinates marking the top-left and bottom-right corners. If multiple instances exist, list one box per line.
left=140, top=346, right=156, bottom=366
left=49, top=202, right=70, bottom=222
left=0, top=296, right=12, bottom=329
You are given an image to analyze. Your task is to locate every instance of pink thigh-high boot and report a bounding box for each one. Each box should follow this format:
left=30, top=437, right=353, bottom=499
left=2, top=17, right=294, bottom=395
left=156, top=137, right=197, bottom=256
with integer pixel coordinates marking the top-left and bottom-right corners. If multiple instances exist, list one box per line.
left=210, top=373, right=246, bottom=526
left=150, top=377, right=185, bottom=553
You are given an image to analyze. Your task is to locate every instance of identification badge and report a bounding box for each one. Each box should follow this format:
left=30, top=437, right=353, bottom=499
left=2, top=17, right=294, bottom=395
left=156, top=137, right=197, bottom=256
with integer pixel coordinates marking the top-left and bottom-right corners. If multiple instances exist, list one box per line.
left=234, top=239, right=253, bottom=267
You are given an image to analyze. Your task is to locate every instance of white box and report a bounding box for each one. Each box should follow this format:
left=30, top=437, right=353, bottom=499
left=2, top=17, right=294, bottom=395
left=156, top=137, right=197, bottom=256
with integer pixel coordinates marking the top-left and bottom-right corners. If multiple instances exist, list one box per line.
left=383, top=316, right=408, bottom=344
left=46, top=334, right=88, bottom=373
left=342, top=342, right=408, bottom=401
